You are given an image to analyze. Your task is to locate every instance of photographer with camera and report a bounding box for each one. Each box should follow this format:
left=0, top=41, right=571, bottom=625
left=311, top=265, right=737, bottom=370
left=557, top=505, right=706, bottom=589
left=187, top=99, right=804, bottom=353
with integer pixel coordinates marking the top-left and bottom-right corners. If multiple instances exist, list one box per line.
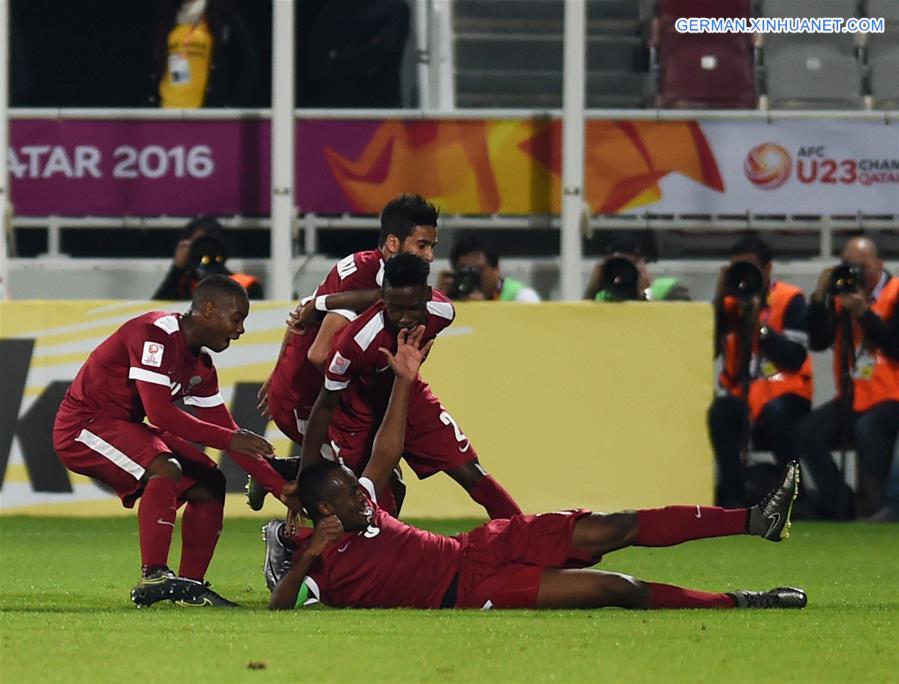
left=796, top=236, right=899, bottom=520
left=583, top=233, right=690, bottom=302
left=152, top=216, right=263, bottom=300
left=439, top=235, right=541, bottom=302
left=708, top=236, right=812, bottom=508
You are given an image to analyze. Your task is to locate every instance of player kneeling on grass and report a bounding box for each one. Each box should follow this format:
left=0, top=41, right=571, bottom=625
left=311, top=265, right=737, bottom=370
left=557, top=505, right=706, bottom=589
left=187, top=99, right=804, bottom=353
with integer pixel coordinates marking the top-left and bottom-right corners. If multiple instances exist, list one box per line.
left=53, top=276, right=295, bottom=608
left=264, top=326, right=807, bottom=611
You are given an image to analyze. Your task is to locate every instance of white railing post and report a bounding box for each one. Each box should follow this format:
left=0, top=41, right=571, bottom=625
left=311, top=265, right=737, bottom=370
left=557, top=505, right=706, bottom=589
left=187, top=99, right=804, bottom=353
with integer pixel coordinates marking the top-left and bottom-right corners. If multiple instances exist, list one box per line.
left=560, top=0, right=586, bottom=301
left=270, top=0, right=295, bottom=300
left=0, top=0, right=10, bottom=299
left=432, top=0, right=456, bottom=111
left=414, top=0, right=432, bottom=110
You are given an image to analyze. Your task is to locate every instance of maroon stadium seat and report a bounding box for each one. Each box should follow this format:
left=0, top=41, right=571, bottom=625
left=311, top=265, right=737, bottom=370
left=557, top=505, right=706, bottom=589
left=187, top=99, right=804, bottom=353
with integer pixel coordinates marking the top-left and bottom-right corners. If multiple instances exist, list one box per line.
left=657, top=0, right=752, bottom=21
left=657, top=33, right=756, bottom=108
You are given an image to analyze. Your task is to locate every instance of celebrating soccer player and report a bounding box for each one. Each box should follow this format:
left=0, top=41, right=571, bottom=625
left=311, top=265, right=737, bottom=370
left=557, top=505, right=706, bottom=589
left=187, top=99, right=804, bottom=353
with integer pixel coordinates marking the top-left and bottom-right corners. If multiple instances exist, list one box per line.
left=265, top=326, right=806, bottom=612
left=53, top=275, right=294, bottom=608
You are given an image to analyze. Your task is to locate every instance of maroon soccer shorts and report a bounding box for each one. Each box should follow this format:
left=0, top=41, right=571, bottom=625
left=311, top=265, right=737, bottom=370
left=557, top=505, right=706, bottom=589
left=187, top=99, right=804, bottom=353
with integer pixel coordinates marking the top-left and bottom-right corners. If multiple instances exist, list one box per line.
left=53, top=415, right=216, bottom=508
left=329, top=393, right=478, bottom=478
left=267, top=333, right=323, bottom=445
left=454, top=510, right=595, bottom=609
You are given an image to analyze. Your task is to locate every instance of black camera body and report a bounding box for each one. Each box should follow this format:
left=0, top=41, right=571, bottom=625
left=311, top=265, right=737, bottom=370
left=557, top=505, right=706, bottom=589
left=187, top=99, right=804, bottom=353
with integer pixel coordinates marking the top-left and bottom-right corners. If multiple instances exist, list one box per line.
left=599, top=256, right=640, bottom=301
left=448, top=266, right=483, bottom=300
left=829, top=262, right=864, bottom=296
left=189, top=235, right=229, bottom=279
left=724, top=260, right=764, bottom=301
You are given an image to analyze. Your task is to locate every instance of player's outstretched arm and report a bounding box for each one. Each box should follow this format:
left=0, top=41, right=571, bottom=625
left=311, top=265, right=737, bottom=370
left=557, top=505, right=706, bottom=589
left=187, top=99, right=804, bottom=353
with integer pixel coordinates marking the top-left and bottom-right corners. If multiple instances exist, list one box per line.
left=269, top=515, right=343, bottom=610
left=299, top=387, right=342, bottom=472
left=362, top=326, right=432, bottom=500
left=307, top=314, right=353, bottom=371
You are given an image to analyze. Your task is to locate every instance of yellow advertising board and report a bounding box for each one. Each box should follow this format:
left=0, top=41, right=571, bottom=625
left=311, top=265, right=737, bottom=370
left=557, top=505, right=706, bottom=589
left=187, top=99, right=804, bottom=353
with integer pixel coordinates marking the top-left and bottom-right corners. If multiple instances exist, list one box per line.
left=0, top=300, right=714, bottom=517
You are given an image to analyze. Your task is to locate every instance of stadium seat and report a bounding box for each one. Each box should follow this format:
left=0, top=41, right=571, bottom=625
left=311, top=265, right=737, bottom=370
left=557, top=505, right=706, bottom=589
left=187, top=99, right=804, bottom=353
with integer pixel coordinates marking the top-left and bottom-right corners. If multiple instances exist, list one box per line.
left=764, top=41, right=864, bottom=109
left=657, top=0, right=752, bottom=20
left=657, top=34, right=756, bottom=108
left=867, top=37, right=899, bottom=109
left=761, top=0, right=858, bottom=20
left=866, top=0, right=899, bottom=26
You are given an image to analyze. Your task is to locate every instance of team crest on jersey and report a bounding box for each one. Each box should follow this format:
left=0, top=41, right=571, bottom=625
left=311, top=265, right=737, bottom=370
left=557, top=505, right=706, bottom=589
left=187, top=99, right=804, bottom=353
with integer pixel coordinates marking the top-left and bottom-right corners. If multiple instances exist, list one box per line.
left=141, top=341, right=164, bottom=367
left=188, top=376, right=202, bottom=389
left=362, top=525, right=380, bottom=539
left=329, top=351, right=351, bottom=375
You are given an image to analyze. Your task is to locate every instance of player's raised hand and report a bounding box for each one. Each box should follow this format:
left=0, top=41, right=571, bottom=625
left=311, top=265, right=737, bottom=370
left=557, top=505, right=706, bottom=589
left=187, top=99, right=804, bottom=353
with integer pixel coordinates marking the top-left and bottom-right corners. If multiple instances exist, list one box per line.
left=379, top=325, right=433, bottom=382
left=309, top=515, right=344, bottom=555
left=230, top=428, right=275, bottom=459
left=287, top=300, right=317, bottom=335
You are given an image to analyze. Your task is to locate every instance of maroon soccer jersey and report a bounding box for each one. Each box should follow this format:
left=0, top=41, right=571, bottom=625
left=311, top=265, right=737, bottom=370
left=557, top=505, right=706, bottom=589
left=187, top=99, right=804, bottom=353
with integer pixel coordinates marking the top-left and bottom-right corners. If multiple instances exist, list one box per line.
left=293, top=504, right=462, bottom=609
left=56, top=311, right=232, bottom=449
left=322, top=290, right=455, bottom=431
left=269, top=249, right=386, bottom=423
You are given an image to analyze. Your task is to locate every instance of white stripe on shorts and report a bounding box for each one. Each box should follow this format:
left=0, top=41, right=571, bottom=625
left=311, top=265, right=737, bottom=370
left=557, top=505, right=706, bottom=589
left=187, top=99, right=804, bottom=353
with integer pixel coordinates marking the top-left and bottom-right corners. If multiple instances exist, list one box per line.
left=74, top=428, right=146, bottom=480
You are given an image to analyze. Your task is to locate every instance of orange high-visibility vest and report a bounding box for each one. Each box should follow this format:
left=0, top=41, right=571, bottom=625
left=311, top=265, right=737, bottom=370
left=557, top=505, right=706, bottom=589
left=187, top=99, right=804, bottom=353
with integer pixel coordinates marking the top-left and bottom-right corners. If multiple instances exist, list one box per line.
left=720, top=281, right=813, bottom=419
left=833, top=276, right=899, bottom=412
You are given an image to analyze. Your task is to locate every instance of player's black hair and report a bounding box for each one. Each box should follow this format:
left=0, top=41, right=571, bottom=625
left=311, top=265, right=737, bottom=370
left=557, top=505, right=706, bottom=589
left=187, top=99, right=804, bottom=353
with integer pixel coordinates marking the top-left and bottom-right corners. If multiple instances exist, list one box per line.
left=181, top=215, right=225, bottom=241
left=383, top=252, right=430, bottom=289
left=378, top=195, right=439, bottom=247
left=298, top=461, right=348, bottom=519
left=449, top=234, right=498, bottom=269
left=729, top=234, right=772, bottom=265
left=192, top=274, right=248, bottom=308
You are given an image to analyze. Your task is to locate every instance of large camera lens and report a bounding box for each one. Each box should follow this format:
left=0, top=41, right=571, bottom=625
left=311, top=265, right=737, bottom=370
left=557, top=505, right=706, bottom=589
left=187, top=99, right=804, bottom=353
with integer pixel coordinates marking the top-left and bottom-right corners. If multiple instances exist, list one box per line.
left=829, top=262, right=863, bottom=296
left=189, top=235, right=228, bottom=277
left=450, top=266, right=482, bottom=299
left=724, top=261, right=763, bottom=300
left=599, top=257, right=640, bottom=301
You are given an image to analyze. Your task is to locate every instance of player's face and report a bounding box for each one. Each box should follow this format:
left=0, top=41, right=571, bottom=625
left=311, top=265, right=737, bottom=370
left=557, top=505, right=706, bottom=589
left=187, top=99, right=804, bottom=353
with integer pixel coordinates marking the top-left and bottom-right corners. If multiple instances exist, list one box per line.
left=399, top=225, right=438, bottom=263
left=204, top=296, right=249, bottom=352
left=383, top=285, right=429, bottom=331
left=325, top=470, right=373, bottom=531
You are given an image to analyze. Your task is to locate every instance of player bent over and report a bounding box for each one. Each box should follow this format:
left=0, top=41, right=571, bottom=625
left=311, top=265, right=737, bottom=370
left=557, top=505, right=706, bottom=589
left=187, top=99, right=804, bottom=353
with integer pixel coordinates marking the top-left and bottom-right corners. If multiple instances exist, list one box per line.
left=53, top=276, right=293, bottom=608
left=265, top=326, right=806, bottom=611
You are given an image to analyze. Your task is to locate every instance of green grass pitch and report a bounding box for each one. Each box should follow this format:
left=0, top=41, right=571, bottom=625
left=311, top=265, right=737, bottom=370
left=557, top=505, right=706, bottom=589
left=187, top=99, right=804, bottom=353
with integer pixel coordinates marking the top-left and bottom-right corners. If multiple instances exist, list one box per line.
left=1, top=517, right=897, bottom=683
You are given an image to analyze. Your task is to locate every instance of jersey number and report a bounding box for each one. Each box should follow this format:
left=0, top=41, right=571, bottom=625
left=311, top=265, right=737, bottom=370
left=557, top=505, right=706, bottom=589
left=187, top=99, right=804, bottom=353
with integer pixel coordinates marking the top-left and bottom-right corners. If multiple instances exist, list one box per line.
left=439, top=411, right=471, bottom=453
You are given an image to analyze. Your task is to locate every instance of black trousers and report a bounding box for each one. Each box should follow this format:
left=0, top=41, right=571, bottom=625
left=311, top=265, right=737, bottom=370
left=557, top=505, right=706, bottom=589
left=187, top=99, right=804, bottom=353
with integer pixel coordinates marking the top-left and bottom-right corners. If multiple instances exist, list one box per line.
left=796, top=399, right=899, bottom=518
left=708, top=393, right=811, bottom=508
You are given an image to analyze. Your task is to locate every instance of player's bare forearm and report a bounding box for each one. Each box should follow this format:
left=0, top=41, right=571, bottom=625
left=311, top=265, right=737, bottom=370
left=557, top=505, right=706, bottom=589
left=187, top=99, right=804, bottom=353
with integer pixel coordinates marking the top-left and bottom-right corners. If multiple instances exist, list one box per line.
left=269, top=552, right=317, bottom=610
left=364, top=378, right=412, bottom=499
left=298, top=388, right=341, bottom=474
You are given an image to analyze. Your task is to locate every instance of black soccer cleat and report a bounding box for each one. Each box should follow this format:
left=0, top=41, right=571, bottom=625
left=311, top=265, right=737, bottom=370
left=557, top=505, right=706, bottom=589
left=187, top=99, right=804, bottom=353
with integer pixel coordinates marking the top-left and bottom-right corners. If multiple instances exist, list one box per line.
left=262, top=520, right=293, bottom=592
left=728, top=587, right=807, bottom=609
left=173, top=580, right=239, bottom=608
left=748, top=460, right=800, bottom=541
left=131, top=567, right=193, bottom=608
left=246, top=457, right=302, bottom=511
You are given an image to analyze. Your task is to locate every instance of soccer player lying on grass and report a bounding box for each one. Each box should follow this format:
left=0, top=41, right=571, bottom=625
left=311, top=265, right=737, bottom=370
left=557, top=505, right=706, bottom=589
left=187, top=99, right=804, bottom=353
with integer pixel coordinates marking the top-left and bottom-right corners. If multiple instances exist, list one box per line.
left=53, top=276, right=295, bottom=608
left=266, top=326, right=807, bottom=611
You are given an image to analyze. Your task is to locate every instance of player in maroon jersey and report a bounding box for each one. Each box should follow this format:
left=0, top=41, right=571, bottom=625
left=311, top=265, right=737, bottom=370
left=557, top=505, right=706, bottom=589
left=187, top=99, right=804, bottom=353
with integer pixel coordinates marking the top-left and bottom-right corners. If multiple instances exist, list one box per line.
left=297, top=253, right=521, bottom=518
left=52, top=276, right=294, bottom=608
left=267, top=326, right=806, bottom=611
left=257, top=194, right=439, bottom=448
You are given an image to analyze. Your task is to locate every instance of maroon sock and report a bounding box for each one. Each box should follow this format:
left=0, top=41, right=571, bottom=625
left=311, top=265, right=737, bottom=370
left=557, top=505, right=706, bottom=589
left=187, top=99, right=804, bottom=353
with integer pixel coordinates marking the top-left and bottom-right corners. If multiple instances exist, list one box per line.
left=178, top=500, right=224, bottom=581
left=647, top=582, right=736, bottom=609
left=470, top=475, right=522, bottom=519
left=636, top=506, right=748, bottom=547
left=138, top=477, right=178, bottom=569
